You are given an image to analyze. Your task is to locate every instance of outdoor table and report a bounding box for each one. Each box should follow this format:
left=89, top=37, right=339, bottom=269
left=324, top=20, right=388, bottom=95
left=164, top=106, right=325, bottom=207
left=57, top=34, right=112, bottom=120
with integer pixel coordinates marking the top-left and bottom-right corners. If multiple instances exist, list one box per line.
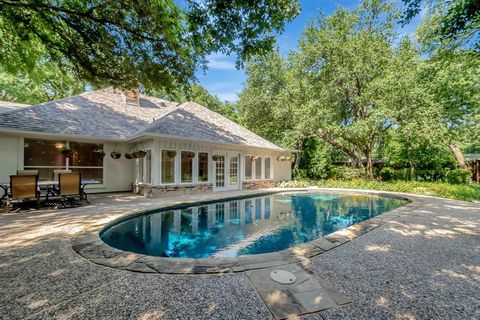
left=0, top=179, right=100, bottom=204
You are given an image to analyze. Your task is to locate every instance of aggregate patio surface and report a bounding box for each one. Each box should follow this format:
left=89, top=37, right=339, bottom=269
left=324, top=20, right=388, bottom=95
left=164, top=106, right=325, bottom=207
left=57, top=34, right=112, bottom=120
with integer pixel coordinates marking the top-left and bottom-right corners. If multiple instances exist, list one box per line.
left=0, top=188, right=479, bottom=319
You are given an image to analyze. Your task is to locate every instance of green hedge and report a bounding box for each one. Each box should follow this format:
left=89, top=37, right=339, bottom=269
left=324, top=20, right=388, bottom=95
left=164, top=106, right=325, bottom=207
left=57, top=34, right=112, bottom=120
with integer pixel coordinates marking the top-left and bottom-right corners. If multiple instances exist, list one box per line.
left=445, top=169, right=472, bottom=184
left=329, top=166, right=365, bottom=180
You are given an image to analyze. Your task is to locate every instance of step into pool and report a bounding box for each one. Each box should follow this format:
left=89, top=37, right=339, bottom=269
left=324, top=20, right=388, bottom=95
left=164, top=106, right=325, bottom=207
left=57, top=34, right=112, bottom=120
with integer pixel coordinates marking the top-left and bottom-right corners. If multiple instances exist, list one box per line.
left=101, top=191, right=407, bottom=258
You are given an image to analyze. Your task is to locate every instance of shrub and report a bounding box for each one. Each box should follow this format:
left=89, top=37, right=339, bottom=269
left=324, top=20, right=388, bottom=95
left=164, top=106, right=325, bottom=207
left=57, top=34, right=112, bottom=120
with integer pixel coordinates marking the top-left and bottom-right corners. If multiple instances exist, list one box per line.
left=292, top=168, right=309, bottom=180
left=380, top=167, right=395, bottom=181
left=329, top=166, right=365, bottom=180
left=445, top=169, right=472, bottom=184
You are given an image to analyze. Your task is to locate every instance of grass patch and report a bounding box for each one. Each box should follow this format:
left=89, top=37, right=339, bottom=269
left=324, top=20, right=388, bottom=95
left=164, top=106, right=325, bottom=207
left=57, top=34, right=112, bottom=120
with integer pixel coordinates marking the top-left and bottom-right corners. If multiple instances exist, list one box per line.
left=278, top=179, right=480, bottom=202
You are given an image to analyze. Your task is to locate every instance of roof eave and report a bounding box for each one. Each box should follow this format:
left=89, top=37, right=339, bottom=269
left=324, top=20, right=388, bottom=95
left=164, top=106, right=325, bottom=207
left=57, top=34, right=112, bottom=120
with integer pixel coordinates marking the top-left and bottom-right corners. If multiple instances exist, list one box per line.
left=0, top=127, right=125, bottom=142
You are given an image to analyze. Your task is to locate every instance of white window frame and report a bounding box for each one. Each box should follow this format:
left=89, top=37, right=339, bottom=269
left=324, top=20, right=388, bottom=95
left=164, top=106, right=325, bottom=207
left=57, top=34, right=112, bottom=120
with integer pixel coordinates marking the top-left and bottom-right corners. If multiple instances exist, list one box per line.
left=142, top=149, right=152, bottom=185
left=160, top=149, right=177, bottom=185
left=180, top=149, right=196, bottom=184
left=244, top=155, right=254, bottom=181
left=197, top=151, right=210, bottom=183
left=23, top=138, right=105, bottom=183
left=264, top=156, right=272, bottom=180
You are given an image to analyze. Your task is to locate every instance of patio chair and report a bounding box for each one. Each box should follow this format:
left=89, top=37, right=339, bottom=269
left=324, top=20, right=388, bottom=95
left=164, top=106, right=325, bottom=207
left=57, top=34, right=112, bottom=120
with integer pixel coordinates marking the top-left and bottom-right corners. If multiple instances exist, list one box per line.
left=56, top=172, right=82, bottom=207
left=53, top=169, right=72, bottom=181
left=16, top=170, right=39, bottom=176
left=7, top=175, right=40, bottom=208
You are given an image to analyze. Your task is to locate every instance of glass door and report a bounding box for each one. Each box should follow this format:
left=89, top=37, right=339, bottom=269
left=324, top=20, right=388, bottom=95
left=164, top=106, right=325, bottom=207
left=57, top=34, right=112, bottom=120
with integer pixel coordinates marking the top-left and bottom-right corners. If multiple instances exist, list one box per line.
left=215, top=155, right=225, bottom=189
left=229, top=155, right=239, bottom=189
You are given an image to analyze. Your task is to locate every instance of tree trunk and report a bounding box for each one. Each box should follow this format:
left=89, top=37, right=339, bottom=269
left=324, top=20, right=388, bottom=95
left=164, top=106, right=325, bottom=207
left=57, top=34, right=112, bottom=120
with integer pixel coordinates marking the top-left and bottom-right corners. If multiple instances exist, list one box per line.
left=365, top=148, right=373, bottom=179
left=448, top=143, right=468, bottom=169
left=407, top=135, right=415, bottom=180
left=293, top=139, right=303, bottom=170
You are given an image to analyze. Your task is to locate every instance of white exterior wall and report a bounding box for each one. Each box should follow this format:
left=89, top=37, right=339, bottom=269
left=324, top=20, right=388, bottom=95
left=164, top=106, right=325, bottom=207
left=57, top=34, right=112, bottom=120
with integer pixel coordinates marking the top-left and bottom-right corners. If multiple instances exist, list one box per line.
left=0, top=134, right=134, bottom=193
left=132, top=137, right=292, bottom=188
left=0, top=134, right=21, bottom=183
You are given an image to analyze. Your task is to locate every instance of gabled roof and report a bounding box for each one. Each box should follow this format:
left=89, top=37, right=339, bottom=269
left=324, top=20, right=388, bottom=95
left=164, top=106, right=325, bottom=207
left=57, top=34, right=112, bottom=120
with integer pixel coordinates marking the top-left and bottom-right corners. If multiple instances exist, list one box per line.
left=138, top=101, right=281, bottom=149
left=0, top=88, right=282, bottom=150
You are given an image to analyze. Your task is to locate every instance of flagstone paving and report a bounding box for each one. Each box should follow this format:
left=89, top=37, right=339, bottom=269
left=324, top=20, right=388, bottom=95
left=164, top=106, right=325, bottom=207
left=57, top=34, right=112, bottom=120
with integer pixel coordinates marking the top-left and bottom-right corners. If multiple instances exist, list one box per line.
left=0, top=188, right=478, bottom=319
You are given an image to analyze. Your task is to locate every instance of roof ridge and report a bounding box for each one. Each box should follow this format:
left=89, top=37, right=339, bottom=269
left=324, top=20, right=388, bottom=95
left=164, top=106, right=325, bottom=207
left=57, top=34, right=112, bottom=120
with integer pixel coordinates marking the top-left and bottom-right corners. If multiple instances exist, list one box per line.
left=128, top=102, right=182, bottom=137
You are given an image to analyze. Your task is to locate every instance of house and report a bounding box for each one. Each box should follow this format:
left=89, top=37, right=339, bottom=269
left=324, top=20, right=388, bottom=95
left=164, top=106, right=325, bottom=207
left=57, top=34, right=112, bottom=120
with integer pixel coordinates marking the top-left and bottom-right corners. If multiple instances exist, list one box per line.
left=0, top=88, right=292, bottom=196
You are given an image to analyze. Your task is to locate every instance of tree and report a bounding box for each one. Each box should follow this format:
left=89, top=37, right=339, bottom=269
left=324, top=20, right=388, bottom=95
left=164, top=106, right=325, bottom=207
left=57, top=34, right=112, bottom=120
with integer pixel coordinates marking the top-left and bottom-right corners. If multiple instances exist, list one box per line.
left=297, top=0, right=399, bottom=178
left=0, top=59, right=85, bottom=104
left=401, top=0, right=480, bottom=50
left=0, top=0, right=300, bottom=91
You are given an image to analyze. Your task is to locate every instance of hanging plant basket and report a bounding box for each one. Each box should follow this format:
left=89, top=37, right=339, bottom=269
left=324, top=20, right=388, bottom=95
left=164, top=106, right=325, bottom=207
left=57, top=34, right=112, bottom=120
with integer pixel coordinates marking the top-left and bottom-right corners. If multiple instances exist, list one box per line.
left=136, top=150, right=147, bottom=158
left=251, top=156, right=258, bottom=162
left=125, top=152, right=133, bottom=160
left=183, top=151, right=195, bottom=159
left=93, top=149, right=106, bottom=159
left=110, top=151, right=121, bottom=159
left=277, top=155, right=292, bottom=162
left=212, top=155, right=222, bottom=161
left=60, top=147, right=73, bottom=158
left=166, top=150, right=177, bottom=159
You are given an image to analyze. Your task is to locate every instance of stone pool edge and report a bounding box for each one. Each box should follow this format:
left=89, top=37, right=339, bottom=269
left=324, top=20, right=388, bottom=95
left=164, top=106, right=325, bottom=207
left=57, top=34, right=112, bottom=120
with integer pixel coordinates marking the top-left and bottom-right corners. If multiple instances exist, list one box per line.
left=71, top=188, right=421, bottom=274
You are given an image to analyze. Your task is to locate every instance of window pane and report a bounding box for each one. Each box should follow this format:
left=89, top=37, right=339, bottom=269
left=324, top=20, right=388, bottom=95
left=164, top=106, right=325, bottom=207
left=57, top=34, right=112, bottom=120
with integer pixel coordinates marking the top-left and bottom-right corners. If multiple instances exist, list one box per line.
left=198, top=152, right=209, bottom=182
left=69, top=142, right=103, bottom=167
left=161, top=150, right=175, bottom=183
left=265, top=157, right=271, bottom=179
left=181, top=151, right=193, bottom=183
left=138, top=158, right=144, bottom=183
left=24, top=139, right=65, bottom=166
left=244, top=156, right=252, bottom=180
left=71, top=168, right=103, bottom=183
left=255, top=157, right=262, bottom=179
left=145, top=150, right=152, bottom=184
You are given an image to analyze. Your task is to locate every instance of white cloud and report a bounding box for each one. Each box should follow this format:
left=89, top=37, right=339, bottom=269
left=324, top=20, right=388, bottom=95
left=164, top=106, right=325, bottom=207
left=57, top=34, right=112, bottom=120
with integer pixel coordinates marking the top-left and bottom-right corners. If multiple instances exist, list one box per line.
left=207, top=54, right=236, bottom=70
left=216, top=92, right=238, bottom=102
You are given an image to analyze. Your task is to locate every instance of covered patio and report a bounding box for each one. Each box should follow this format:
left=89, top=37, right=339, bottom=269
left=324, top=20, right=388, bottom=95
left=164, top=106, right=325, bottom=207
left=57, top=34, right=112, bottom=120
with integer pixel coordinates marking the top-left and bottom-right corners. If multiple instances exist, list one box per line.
left=1, top=189, right=478, bottom=319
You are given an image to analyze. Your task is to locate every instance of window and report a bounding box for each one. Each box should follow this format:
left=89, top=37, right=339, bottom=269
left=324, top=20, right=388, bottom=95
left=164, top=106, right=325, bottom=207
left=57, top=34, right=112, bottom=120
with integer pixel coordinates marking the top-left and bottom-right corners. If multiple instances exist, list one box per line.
left=198, top=152, right=209, bottom=182
left=24, top=139, right=103, bottom=182
left=138, top=157, right=144, bottom=183
left=181, top=151, right=194, bottom=183
left=255, top=157, right=262, bottom=179
left=264, top=157, right=271, bottom=179
left=244, top=156, right=253, bottom=180
left=145, top=150, right=152, bottom=184
left=161, top=150, right=175, bottom=183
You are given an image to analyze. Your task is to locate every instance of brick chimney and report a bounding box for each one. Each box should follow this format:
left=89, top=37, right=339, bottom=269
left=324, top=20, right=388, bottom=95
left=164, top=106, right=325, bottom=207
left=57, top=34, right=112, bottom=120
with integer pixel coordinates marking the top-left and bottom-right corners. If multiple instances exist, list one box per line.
left=124, top=87, right=140, bottom=107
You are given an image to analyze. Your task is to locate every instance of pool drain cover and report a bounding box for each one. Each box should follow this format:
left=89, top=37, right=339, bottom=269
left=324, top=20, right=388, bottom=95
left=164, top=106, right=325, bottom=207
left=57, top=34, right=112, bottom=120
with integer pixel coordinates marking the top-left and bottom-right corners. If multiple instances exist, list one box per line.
left=270, top=270, right=296, bottom=284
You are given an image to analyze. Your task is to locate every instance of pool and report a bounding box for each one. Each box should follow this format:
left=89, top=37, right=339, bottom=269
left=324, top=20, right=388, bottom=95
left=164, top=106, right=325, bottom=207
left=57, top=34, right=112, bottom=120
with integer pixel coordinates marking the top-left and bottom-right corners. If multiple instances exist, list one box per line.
left=101, top=192, right=407, bottom=258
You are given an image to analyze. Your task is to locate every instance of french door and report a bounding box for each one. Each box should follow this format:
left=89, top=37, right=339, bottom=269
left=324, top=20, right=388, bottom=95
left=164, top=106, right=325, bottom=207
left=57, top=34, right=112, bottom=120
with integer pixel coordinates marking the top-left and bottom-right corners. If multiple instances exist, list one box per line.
left=214, top=153, right=240, bottom=191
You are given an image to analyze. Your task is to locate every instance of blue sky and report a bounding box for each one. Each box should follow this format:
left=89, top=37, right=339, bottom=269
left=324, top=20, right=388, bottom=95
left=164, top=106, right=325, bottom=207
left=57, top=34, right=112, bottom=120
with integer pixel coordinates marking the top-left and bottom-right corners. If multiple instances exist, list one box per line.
left=195, top=0, right=424, bottom=102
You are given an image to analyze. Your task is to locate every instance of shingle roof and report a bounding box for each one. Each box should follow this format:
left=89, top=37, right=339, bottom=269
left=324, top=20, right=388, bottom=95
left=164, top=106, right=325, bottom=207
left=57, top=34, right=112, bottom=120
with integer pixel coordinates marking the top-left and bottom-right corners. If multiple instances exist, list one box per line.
left=0, top=89, right=282, bottom=149
left=0, top=101, right=30, bottom=114
left=139, top=102, right=281, bottom=149
left=0, top=88, right=177, bottom=139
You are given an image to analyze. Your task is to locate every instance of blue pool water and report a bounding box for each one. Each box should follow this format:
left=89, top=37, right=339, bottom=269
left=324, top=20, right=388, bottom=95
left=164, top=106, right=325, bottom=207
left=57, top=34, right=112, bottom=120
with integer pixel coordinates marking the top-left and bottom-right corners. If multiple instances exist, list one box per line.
left=101, top=192, right=407, bottom=258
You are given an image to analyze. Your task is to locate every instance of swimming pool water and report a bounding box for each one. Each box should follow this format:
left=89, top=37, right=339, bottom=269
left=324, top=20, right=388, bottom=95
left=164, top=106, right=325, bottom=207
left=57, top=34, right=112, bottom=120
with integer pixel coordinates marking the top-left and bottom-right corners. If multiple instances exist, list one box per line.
left=101, top=192, right=407, bottom=258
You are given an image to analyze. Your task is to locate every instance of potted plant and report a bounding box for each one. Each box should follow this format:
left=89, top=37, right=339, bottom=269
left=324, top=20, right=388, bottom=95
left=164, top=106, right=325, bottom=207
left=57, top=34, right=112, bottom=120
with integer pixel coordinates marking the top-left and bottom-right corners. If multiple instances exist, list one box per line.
left=124, top=152, right=133, bottom=159
left=136, top=149, right=147, bottom=158
left=166, top=150, right=177, bottom=159
left=60, top=146, right=73, bottom=158
left=212, top=154, right=221, bottom=161
left=110, top=151, right=121, bottom=159
left=93, top=148, right=106, bottom=159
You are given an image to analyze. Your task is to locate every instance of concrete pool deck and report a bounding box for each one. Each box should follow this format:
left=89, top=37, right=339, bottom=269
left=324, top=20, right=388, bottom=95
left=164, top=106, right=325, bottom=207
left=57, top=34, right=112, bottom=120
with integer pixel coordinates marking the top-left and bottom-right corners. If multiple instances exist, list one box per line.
left=0, top=188, right=479, bottom=319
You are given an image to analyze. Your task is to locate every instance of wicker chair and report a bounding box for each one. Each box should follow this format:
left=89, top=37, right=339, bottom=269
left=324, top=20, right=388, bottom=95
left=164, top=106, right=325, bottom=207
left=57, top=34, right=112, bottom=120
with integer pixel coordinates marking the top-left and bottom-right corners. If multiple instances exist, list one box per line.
left=7, top=175, right=40, bottom=207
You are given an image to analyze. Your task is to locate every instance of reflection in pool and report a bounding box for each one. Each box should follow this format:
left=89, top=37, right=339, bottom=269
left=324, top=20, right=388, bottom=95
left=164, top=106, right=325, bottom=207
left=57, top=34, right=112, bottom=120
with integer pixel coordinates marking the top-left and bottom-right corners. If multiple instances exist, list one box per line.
left=101, top=192, right=407, bottom=258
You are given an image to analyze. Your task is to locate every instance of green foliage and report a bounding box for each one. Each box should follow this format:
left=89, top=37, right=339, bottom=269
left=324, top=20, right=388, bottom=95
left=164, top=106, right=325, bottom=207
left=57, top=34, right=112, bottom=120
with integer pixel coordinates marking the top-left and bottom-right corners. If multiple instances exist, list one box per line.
left=298, top=138, right=331, bottom=179
left=380, top=167, right=396, bottom=181
left=445, top=169, right=472, bottom=184
left=329, top=166, right=365, bottom=180
left=292, top=168, right=309, bottom=180
left=401, top=0, right=480, bottom=50
left=0, top=0, right=300, bottom=90
left=278, top=179, right=480, bottom=202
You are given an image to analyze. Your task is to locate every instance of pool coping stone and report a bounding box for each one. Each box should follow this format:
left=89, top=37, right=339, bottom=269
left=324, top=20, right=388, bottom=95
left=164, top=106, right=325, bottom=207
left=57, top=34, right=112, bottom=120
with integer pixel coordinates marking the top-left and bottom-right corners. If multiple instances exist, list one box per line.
left=71, top=188, right=420, bottom=274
